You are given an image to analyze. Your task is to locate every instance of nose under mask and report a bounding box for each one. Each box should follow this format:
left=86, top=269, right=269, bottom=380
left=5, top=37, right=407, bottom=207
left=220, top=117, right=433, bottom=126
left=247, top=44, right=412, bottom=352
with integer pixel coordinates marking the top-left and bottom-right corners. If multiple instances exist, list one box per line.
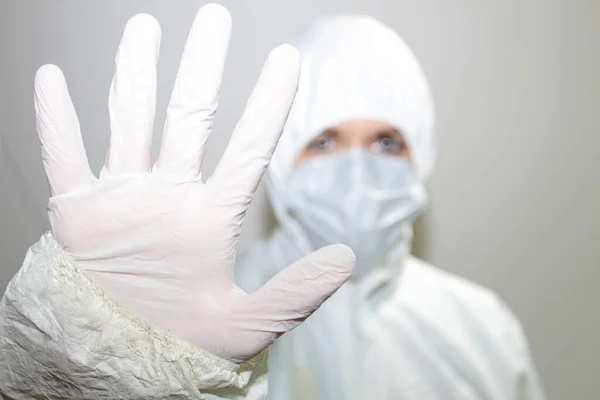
left=282, top=149, right=427, bottom=277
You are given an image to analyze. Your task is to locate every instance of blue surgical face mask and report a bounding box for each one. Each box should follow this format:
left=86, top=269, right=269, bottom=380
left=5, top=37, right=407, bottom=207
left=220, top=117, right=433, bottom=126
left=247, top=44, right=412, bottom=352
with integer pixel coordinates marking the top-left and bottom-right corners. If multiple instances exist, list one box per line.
left=282, top=149, right=427, bottom=277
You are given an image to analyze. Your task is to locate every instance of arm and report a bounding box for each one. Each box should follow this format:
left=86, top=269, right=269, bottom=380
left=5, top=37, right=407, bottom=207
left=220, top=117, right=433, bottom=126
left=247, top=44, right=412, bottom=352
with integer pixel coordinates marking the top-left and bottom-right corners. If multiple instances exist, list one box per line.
left=0, top=234, right=267, bottom=399
left=496, top=299, right=547, bottom=400
left=0, top=4, right=354, bottom=398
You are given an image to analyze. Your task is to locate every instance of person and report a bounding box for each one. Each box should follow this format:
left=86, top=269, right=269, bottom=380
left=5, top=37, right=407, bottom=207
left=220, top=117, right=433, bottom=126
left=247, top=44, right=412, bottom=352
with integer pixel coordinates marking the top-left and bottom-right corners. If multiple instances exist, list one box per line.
left=0, top=5, right=355, bottom=399
left=236, top=15, right=547, bottom=400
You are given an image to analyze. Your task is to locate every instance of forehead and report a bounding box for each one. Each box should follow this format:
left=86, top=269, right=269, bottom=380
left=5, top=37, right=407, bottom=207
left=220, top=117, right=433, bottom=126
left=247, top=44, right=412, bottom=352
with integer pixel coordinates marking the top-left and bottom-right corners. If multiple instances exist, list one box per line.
left=317, top=120, right=402, bottom=138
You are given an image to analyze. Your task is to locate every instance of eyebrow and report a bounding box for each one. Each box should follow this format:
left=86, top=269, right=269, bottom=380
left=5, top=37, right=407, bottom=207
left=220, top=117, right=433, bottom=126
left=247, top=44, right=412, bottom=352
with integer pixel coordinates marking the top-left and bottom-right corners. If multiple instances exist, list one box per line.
left=319, top=128, right=340, bottom=137
left=306, top=129, right=339, bottom=148
left=379, top=127, right=402, bottom=135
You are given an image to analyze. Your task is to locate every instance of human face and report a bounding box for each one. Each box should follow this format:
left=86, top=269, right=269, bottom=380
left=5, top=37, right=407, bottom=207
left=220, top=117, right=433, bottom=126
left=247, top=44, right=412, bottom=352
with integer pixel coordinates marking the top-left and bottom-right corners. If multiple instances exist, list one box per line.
left=295, top=120, right=411, bottom=165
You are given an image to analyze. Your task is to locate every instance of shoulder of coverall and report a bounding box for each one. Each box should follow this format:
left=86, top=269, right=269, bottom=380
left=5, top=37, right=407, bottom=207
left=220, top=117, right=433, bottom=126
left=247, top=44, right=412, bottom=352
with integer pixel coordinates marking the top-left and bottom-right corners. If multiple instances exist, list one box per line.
left=398, top=255, right=514, bottom=322
left=394, top=257, right=542, bottom=394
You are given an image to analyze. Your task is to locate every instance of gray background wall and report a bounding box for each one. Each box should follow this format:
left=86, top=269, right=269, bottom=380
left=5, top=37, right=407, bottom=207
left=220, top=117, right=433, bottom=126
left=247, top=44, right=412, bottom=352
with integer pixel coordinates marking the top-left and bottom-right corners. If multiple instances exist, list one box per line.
left=1, top=1, right=598, bottom=398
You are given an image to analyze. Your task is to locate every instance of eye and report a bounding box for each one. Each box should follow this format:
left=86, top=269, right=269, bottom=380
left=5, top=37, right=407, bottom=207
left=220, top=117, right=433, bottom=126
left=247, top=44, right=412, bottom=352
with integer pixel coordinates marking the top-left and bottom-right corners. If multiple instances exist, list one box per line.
left=371, top=132, right=404, bottom=155
left=307, top=134, right=336, bottom=152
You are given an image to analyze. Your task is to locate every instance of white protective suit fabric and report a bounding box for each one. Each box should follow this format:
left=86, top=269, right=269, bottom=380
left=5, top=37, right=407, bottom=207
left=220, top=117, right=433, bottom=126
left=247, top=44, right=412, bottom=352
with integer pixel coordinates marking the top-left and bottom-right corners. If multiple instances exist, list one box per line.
left=0, top=233, right=267, bottom=399
left=236, top=15, right=546, bottom=400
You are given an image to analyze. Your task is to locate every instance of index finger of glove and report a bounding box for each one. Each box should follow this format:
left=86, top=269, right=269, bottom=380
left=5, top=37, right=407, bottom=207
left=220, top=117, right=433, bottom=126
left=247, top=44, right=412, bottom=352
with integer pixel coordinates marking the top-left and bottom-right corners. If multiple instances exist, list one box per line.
left=34, top=64, right=95, bottom=196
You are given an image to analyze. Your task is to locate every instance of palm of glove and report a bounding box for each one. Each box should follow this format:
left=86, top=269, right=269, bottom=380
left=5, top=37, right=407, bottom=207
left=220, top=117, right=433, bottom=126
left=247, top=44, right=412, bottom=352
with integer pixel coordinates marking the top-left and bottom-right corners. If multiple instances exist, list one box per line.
left=50, top=175, right=263, bottom=361
left=36, top=5, right=354, bottom=363
left=50, top=175, right=237, bottom=275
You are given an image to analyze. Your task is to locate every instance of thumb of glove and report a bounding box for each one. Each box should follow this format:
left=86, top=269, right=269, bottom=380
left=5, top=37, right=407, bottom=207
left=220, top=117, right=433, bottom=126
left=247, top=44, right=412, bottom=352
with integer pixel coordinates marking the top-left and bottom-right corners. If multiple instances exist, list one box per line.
left=225, top=244, right=355, bottom=363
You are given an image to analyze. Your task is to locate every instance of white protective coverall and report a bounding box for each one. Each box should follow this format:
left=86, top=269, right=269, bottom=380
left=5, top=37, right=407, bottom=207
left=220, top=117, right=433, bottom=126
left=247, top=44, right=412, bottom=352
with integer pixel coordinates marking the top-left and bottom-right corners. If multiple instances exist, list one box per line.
left=236, top=15, right=547, bottom=400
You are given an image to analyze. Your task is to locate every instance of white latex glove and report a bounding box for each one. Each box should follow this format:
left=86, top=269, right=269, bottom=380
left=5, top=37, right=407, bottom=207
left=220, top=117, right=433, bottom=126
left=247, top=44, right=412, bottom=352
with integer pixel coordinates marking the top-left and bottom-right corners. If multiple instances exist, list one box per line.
left=34, top=4, right=354, bottom=364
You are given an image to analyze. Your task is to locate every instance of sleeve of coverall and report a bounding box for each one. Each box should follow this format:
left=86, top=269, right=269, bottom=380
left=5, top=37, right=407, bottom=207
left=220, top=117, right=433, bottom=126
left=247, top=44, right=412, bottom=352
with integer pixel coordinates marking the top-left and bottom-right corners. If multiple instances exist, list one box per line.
left=0, top=233, right=269, bottom=400
left=515, top=333, right=547, bottom=400
left=496, top=298, right=547, bottom=400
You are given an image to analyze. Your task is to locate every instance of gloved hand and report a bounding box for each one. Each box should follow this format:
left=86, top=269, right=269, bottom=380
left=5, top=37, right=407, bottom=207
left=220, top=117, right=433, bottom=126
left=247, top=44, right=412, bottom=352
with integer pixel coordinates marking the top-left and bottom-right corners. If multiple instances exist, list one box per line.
left=34, top=4, right=354, bottom=364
